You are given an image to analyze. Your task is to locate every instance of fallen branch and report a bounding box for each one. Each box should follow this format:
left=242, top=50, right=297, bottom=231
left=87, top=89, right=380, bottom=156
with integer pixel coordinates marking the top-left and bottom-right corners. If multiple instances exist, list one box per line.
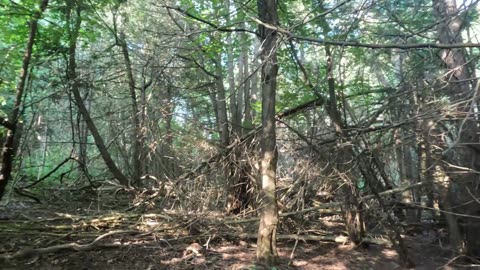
left=219, top=182, right=426, bottom=225
left=1, top=230, right=138, bottom=259
left=234, top=233, right=391, bottom=246
left=281, top=182, right=426, bottom=217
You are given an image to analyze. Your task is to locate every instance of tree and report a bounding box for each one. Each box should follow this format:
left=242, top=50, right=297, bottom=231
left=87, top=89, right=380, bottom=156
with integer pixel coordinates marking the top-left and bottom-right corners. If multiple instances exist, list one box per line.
left=66, top=0, right=130, bottom=187
left=256, top=0, right=279, bottom=265
left=432, top=0, right=480, bottom=257
left=0, top=0, right=49, bottom=200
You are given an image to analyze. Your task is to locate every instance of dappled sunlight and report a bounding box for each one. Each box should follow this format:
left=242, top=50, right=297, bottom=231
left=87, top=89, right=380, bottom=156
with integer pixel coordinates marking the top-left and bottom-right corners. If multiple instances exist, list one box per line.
left=2, top=0, right=480, bottom=268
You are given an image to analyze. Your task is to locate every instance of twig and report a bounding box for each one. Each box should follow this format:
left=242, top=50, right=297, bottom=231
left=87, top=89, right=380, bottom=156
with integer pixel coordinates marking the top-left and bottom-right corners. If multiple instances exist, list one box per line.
left=436, top=255, right=467, bottom=270
left=288, top=229, right=302, bottom=266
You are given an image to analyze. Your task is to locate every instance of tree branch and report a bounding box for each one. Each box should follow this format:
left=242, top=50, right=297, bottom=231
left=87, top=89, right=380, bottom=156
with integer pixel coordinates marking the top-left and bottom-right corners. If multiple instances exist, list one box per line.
left=166, top=5, right=480, bottom=50
left=162, top=5, right=257, bottom=36
left=291, top=35, right=480, bottom=49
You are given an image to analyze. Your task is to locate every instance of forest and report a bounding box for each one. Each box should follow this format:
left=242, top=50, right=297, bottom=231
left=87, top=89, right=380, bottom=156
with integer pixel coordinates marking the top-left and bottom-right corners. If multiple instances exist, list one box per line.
left=1, top=0, right=480, bottom=269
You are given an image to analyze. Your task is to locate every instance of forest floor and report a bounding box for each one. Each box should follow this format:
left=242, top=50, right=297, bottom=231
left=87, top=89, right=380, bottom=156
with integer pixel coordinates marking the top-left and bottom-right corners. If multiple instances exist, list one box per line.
left=0, top=188, right=467, bottom=270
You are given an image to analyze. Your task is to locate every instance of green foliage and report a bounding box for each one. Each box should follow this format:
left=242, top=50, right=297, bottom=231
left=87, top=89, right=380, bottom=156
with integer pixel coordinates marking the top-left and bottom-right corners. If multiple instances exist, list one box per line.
left=0, top=0, right=477, bottom=200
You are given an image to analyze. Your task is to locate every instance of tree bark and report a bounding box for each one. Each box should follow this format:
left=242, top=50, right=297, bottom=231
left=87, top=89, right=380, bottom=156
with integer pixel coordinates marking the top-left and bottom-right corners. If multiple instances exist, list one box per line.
left=433, top=0, right=480, bottom=256
left=256, top=0, right=279, bottom=265
left=0, top=0, right=49, bottom=200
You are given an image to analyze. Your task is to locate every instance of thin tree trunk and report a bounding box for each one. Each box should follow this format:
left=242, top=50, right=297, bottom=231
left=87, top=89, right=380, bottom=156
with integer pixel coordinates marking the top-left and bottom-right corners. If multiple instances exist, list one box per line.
left=66, top=1, right=130, bottom=187
left=243, top=37, right=254, bottom=131
left=227, top=44, right=240, bottom=135
left=119, top=31, right=143, bottom=183
left=214, top=55, right=230, bottom=147
left=249, top=39, right=260, bottom=126
left=0, top=0, right=49, bottom=200
left=37, top=114, right=48, bottom=181
left=163, top=86, right=176, bottom=178
left=324, top=45, right=365, bottom=247
left=77, top=87, right=90, bottom=179
left=139, top=67, right=149, bottom=177
left=326, top=44, right=413, bottom=267
left=238, top=29, right=248, bottom=134
left=256, top=0, right=279, bottom=265
left=223, top=0, right=239, bottom=136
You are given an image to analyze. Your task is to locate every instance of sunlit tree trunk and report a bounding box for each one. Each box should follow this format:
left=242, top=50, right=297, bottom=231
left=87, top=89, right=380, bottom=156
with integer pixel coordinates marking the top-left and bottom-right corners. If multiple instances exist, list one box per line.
left=36, top=114, right=48, bottom=181
left=256, top=0, right=279, bottom=265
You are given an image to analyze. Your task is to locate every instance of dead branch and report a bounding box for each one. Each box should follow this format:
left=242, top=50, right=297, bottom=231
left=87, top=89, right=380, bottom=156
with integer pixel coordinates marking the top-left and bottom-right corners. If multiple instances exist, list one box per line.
left=219, top=182, right=426, bottom=224
left=233, top=233, right=391, bottom=246
left=1, top=230, right=139, bottom=259
left=282, top=182, right=425, bottom=217
left=179, top=97, right=325, bottom=179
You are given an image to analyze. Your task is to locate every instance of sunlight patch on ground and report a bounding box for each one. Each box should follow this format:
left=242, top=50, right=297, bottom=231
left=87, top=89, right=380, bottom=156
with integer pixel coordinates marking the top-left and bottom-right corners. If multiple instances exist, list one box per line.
left=381, top=249, right=398, bottom=258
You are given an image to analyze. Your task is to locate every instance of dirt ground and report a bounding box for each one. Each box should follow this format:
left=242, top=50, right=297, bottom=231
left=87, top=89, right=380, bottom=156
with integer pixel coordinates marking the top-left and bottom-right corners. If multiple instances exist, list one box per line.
left=0, top=197, right=470, bottom=269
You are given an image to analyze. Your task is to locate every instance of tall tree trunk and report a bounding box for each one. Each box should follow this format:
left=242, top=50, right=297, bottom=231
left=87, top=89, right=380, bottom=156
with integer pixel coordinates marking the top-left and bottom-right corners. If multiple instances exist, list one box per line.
left=163, top=86, right=176, bottom=178
left=223, top=0, right=240, bottom=136
left=433, top=0, right=480, bottom=256
left=326, top=44, right=413, bottom=267
left=243, top=35, right=254, bottom=131
left=325, top=45, right=365, bottom=246
left=224, top=24, right=253, bottom=214
left=256, top=0, right=279, bottom=265
left=227, top=42, right=240, bottom=135
left=139, top=67, right=149, bottom=177
left=393, top=48, right=416, bottom=221
left=247, top=39, right=260, bottom=128
left=37, top=114, right=48, bottom=181
left=0, top=0, right=49, bottom=200
left=119, top=31, right=143, bottom=183
left=66, top=0, right=130, bottom=187
left=214, top=55, right=230, bottom=147
left=238, top=29, right=248, bottom=134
